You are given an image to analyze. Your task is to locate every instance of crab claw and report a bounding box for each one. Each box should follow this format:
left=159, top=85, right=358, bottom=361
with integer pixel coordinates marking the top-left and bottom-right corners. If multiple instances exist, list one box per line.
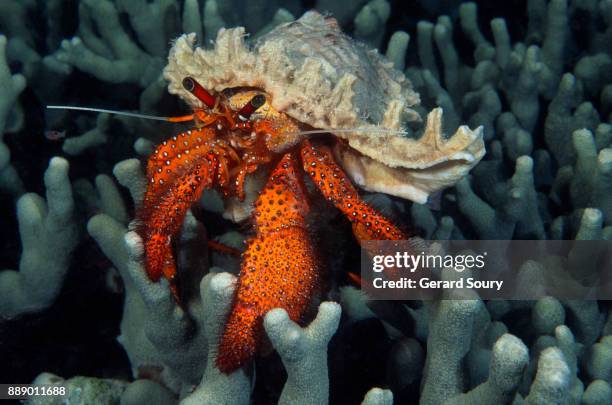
left=136, top=127, right=218, bottom=299
left=216, top=153, right=320, bottom=374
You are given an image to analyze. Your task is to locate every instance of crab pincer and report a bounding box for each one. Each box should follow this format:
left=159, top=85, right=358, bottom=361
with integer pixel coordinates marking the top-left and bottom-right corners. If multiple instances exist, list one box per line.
left=216, top=153, right=320, bottom=373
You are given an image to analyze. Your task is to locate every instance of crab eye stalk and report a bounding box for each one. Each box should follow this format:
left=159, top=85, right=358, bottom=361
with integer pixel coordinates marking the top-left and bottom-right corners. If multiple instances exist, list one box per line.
left=182, top=76, right=216, bottom=108
left=238, top=94, right=266, bottom=121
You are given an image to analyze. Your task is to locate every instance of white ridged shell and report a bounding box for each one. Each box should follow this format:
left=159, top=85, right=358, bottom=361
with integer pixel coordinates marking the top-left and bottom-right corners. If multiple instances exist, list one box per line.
left=164, top=11, right=485, bottom=204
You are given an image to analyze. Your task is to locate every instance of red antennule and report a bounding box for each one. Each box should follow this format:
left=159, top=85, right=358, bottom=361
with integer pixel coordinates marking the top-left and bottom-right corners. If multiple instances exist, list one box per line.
left=182, top=77, right=216, bottom=108
left=238, top=94, right=266, bottom=120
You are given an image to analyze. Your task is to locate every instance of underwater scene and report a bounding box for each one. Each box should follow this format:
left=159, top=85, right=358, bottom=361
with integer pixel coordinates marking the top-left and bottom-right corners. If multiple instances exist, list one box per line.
left=1, top=0, right=611, bottom=404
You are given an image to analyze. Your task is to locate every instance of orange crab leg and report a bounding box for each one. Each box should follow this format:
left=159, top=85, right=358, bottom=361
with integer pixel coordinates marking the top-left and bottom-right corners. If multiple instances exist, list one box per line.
left=299, top=139, right=408, bottom=242
left=207, top=240, right=241, bottom=256
left=166, top=112, right=218, bottom=127
left=229, top=163, right=249, bottom=200
left=216, top=153, right=320, bottom=374
left=137, top=127, right=223, bottom=299
left=166, top=114, right=197, bottom=123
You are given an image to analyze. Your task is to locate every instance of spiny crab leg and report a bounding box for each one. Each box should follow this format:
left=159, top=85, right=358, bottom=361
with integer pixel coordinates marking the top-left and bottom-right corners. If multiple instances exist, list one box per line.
left=137, top=127, right=222, bottom=300
left=216, top=153, right=320, bottom=374
left=300, top=139, right=418, bottom=281
left=300, top=139, right=408, bottom=241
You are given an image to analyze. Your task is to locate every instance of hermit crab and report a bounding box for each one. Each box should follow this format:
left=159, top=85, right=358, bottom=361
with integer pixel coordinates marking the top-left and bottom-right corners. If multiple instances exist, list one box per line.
left=135, top=11, right=484, bottom=374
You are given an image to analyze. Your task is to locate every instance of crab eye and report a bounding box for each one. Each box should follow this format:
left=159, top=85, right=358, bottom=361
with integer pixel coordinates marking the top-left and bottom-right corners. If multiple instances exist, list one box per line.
left=238, top=94, right=266, bottom=121
left=182, top=76, right=216, bottom=108
left=182, top=77, right=195, bottom=91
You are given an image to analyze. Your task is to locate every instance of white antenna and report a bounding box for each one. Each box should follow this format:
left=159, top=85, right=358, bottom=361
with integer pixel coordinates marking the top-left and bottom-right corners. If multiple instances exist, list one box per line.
left=47, top=106, right=413, bottom=137
left=283, top=128, right=411, bottom=137
left=46, top=105, right=172, bottom=122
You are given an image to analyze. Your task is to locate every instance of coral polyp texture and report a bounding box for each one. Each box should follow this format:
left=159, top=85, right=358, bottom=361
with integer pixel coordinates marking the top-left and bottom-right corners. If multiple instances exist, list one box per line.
left=0, top=1, right=610, bottom=405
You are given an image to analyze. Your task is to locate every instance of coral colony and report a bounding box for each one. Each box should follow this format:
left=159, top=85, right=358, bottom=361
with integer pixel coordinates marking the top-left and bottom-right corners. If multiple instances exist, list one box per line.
left=0, top=1, right=611, bottom=404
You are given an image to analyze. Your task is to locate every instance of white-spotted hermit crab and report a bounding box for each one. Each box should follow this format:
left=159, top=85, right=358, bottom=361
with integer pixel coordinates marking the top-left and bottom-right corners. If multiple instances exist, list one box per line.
left=65, top=11, right=485, bottom=374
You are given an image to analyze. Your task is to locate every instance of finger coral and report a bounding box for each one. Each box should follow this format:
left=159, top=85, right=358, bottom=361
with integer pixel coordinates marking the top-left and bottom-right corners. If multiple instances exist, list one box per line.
left=0, top=35, right=77, bottom=319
